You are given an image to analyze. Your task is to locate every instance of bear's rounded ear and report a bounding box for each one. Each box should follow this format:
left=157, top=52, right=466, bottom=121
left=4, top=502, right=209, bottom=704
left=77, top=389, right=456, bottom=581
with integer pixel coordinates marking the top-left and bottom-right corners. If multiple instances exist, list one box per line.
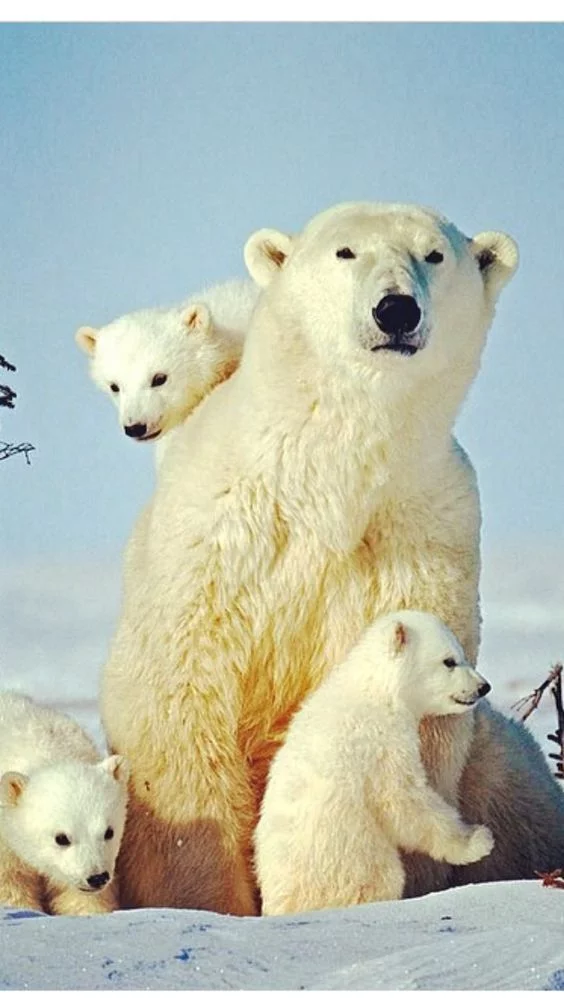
left=244, top=228, right=294, bottom=288
left=182, top=302, right=212, bottom=335
left=388, top=620, right=408, bottom=659
left=99, top=755, right=130, bottom=784
left=75, top=326, right=98, bottom=356
left=470, top=231, right=519, bottom=298
left=0, top=771, right=29, bottom=806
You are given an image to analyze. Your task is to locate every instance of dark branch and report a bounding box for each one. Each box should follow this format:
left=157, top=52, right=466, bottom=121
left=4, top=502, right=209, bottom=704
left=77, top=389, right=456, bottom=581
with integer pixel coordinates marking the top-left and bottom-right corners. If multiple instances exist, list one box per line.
left=0, top=441, right=35, bottom=465
left=547, top=665, right=564, bottom=781
left=0, top=383, right=17, bottom=409
left=0, top=353, right=35, bottom=464
left=511, top=665, right=561, bottom=721
left=513, top=663, right=564, bottom=783
left=535, top=868, right=564, bottom=889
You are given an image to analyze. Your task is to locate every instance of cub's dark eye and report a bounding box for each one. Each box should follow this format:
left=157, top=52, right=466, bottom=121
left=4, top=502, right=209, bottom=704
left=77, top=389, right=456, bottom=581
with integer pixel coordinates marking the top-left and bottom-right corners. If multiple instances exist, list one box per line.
left=336, top=247, right=356, bottom=260
left=151, top=373, right=168, bottom=388
left=443, top=657, right=457, bottom=669
left=55, top=833, right=71, bottom=847
left=109, top=383, right=120, bottom=394
left=104, top=826, right=114, bottom=841
left=425, top=250, right=444, bottom=264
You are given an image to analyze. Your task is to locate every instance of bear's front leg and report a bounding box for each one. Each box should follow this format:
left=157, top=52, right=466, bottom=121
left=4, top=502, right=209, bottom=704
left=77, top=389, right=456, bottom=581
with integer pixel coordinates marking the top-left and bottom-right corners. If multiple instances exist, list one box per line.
left=106, top=675, right=259, bottom=915
left=101, top=506, right=261, bottom=915
left=116, top=767, right=258, bottom=915
left=47, top=882, right=119, bottom=916
left=388, top=770, right=494, bottom=866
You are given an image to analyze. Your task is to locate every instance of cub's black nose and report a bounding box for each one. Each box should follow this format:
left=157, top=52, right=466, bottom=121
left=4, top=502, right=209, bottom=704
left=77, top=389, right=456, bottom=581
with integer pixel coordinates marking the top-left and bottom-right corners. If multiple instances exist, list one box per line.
left=477, top=681, right=491, bottom=698
left=124, top=423, right=147, bottom=439
left=373, top=294, right=421, bottom=336
left=87, top=871, right=110, bottom=889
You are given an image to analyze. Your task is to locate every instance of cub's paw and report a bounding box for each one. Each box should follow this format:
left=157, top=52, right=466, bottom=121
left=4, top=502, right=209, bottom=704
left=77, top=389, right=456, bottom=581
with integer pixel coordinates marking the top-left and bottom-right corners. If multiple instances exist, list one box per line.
left=448, top=824, right=495, bottom=865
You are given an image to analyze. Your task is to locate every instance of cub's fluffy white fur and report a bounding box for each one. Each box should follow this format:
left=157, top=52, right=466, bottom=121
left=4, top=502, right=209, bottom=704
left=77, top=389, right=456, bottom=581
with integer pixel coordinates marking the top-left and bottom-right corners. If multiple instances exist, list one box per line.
left=0, top=692, right=129, bottom=915
left=75, top=278, right=258, bottom=469
left=255, top=611, right=494, bottom=915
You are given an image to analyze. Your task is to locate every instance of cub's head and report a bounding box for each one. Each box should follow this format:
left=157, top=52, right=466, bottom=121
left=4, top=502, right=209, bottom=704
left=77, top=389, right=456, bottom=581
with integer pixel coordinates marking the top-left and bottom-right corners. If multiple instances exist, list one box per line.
left=245, top=201, right=518, bottom=399
left=374, top=609, right=491, bottom=718
left=0, top=755, right=129, bottom=893
left=75, top=302, right=231, bottom=442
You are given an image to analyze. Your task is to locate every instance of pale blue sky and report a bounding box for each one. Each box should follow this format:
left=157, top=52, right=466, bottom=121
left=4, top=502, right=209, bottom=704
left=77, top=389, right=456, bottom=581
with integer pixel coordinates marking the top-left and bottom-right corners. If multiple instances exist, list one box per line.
left=2, top=23, right=563, bottom=560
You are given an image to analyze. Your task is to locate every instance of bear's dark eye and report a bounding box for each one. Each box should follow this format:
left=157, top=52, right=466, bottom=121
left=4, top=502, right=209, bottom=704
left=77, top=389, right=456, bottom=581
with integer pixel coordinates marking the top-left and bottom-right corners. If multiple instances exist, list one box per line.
left=55, top=833, right=71, bottom=847
left=109, top=383, right=120, bottom=394
left=104, top=826, right=114, bottom=841
left=151, top=373, right=168, bottom=388
left=336, top=247, right=356, bottom=260
left=425, top=250, right=444, bottom=264
left=443, top=657, right=457, bottom=669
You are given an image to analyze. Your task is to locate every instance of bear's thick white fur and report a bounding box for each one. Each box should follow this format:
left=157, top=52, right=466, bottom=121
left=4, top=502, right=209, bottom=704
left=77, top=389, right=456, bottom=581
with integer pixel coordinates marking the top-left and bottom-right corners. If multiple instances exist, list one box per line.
left=76, top=278, right=258, bottom=468
left=256, top=610, right=494, bottom=915
left=0, top=692, right=129, bottom=916
left=102, top=200, right=564, bottom=915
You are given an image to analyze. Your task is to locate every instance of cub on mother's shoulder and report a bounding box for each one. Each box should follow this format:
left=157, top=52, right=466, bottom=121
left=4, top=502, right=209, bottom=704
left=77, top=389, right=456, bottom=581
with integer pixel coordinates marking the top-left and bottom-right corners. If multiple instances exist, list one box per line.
left=0, top=691, right=129, bottom=916
left=255, top=610, right=494, bottom=916
left=75, top=278, right=258, bottom=469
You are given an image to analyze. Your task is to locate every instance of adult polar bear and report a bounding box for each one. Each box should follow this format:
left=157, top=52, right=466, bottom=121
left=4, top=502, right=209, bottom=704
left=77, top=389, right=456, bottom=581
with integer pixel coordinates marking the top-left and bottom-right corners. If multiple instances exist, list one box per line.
left=102, top=201, right=564, bottom=915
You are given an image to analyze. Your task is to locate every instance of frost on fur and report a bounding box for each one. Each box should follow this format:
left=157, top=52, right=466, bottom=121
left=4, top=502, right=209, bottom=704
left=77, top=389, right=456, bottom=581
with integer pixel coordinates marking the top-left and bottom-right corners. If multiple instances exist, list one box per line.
left=75, top=278, right=259, bottom=467
left=0, top=692, right=129, bottom=916
left=255, top=611, right=494, bottom=915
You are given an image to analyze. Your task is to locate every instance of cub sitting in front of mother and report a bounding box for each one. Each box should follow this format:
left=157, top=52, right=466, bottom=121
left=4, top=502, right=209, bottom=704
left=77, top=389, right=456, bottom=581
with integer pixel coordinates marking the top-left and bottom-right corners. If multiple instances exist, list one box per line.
left=256, top=610, right=494, bottom=916
left=102, top=200, right=564, bottom=915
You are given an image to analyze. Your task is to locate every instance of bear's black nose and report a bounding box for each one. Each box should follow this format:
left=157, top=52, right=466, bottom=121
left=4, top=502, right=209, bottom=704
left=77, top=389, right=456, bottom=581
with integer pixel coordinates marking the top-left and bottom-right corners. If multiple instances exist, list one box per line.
left=124, top=423, right=148, bottom=439
left=87, top=871, right=110, bottom=889
left=477, top=681, right=491, bottom=698
left=372, top=294, right=421, bottom=336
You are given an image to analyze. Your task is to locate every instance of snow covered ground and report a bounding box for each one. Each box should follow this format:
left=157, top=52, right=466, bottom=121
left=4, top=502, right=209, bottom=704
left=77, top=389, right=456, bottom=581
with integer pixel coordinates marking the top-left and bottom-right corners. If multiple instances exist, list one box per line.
left=0, top=541, right=563, bottom=989
left=1, top=881, right=564, bottom=990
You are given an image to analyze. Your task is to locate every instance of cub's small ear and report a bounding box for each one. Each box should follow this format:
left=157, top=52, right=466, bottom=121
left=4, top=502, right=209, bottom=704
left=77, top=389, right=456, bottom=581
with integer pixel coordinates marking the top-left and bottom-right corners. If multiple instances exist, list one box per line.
left=244, top=228, right=294, bottom=288
left=388, top=620, right=408, bottom=659
left=0, top=771, right=29, bottom=806
left=99, top=755, right=130, bottom=784
left=182, top=302, right=212, bottom=335
left=75, top=326, right=98, bottom=356
left=471, top=231, right=519, bottom=297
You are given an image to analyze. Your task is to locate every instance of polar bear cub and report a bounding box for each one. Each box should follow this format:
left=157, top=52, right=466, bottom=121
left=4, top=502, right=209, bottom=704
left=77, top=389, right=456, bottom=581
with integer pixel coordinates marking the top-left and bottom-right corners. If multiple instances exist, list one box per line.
left=75, top=278, right=258, bottom=468
left=0, top=691, right=129, bottom=916
left=255, top=610, right=494, bottom=916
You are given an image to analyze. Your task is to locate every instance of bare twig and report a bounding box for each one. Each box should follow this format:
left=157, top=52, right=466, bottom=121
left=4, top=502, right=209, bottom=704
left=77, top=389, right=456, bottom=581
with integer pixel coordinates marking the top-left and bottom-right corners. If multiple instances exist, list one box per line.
left=0, top=354, right=35, bottom=464
left=511, top=665, right=562, bottom=721
left=536, top=869, right=564, bottom=889
left=0, top=383, right=17, bottom=409
left=516, top=668, right=564, bottom=886
left=547, top=666, right=564, bottom=781
left=0, top=441, right=35, bottom=464
left=513, top=663, right=564, bottom=784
